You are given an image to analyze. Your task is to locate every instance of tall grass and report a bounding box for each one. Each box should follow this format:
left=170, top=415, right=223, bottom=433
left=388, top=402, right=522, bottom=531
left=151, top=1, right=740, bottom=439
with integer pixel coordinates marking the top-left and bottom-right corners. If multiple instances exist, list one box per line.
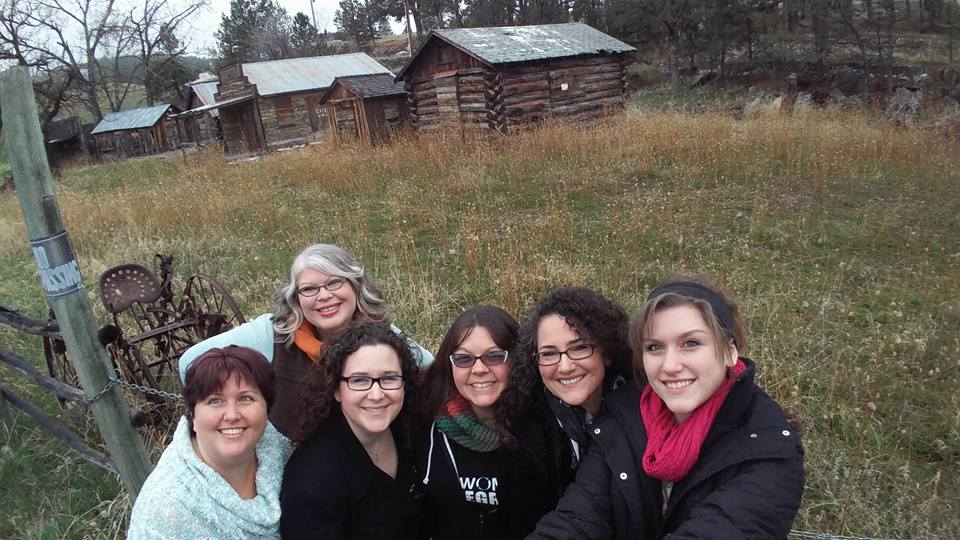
left=1, top=105, right=957, bottom=538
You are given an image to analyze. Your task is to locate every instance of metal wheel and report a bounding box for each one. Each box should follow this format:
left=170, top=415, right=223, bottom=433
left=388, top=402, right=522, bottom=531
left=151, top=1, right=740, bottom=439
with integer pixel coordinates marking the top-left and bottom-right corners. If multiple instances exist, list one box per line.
left=179, top=274, right=246, bottom=341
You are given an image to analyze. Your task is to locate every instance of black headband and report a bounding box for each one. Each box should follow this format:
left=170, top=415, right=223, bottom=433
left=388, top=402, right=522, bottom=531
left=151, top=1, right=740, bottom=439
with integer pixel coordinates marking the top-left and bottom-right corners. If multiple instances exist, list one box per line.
left=646, top=281, right=737, bottom=346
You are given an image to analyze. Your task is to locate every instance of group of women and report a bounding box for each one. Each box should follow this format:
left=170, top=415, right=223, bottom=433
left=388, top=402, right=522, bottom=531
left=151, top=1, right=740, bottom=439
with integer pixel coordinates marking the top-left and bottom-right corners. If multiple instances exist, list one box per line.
left=127, top=243, right=805, bottom=540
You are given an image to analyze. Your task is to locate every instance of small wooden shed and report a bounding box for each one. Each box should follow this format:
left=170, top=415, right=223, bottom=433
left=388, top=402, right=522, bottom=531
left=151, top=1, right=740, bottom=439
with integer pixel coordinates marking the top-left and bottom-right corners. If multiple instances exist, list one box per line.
left=213, top=53, right=393, bottom=157
left=396, top=23, right=636, bottom=134
left=89, top=104, right=181, bottom=158
left=319, top=73, right=408, bottom=144
left=45, top=116, right=93, bottom=167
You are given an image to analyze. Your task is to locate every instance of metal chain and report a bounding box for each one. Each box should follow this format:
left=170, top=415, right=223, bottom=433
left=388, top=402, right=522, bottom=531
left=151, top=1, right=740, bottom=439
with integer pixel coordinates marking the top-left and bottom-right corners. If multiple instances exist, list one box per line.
left=83, top=377, right=182, bottom=405
left=790, top=531, right=902, bottom=540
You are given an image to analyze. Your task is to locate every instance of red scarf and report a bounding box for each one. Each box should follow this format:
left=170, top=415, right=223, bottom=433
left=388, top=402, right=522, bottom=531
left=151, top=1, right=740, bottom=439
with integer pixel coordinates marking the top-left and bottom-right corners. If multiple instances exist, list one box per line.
left=639, top=359, right=746, bottom=482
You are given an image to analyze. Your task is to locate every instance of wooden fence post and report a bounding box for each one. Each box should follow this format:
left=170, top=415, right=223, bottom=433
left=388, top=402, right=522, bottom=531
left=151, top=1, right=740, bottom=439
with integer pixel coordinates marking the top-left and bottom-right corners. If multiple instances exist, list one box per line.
left=0, top=369, right=11, bottom=429
left=0, top=66, right=151, bottom=497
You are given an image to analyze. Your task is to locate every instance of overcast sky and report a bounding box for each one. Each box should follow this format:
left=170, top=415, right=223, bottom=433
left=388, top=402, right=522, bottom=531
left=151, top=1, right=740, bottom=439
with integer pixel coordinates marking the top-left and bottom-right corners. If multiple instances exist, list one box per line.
left=185, top=0, right=345, bottom=56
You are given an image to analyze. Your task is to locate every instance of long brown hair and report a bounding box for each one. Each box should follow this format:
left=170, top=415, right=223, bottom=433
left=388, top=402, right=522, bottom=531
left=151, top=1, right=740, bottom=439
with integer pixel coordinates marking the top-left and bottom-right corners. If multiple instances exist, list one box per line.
left=417, top=305, right=529, bottom=445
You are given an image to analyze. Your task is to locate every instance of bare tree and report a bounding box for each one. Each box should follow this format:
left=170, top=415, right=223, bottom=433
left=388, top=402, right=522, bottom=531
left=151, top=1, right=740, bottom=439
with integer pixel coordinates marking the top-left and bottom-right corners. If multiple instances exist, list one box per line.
left=0, top=0, right=206, bottom=121
left=129, top=0, right=208, bottom=106
left=0, top=0, right=78, bottom=127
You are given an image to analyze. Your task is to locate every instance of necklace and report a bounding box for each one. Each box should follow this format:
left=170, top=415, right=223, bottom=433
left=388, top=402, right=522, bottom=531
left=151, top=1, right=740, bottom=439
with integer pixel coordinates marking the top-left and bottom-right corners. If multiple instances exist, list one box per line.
left=365, top=434, right=394, bottom=464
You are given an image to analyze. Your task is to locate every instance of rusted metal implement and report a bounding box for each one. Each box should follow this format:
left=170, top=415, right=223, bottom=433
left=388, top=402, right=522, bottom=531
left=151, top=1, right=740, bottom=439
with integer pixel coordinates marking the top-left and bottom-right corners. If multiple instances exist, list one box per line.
left=43, top=254, right=245, bottom=396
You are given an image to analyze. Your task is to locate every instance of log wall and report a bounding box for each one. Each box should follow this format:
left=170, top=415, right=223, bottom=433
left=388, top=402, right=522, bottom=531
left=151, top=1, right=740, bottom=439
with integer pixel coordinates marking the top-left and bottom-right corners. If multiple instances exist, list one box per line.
left=401, top=40, right=631, bottom=135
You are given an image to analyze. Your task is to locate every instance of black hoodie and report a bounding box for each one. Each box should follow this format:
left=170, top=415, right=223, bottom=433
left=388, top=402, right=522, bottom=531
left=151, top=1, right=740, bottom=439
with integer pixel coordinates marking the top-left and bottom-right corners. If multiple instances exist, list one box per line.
left=416, top=399, right=568, bottom=540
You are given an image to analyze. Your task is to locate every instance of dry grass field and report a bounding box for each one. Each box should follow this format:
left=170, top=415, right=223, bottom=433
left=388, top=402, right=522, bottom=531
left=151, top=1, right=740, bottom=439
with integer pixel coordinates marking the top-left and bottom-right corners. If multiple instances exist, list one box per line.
left=1, top=102, right=958, bottom=538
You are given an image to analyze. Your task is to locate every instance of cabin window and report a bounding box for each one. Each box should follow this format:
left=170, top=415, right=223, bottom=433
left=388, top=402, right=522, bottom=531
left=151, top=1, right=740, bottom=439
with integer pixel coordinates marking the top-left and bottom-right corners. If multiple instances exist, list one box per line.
left=439, top=45, right=455, bottom=64
left=274, top=96, right=296, bottom=127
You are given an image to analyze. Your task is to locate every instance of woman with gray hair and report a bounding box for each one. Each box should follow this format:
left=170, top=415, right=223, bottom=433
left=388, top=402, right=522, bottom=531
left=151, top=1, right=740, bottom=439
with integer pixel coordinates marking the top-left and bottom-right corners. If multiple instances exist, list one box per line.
left=179, top=243, right=433, bottom=440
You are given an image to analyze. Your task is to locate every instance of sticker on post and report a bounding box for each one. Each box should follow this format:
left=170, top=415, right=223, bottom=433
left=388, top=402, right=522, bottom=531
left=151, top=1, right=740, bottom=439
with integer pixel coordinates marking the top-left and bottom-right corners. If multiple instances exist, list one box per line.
left=30, top=231, right=84, bottom=298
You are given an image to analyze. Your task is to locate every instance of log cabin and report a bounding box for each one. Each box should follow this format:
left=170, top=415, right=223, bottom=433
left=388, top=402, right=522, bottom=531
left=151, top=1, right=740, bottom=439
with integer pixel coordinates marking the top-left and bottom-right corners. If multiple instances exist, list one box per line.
left=396, top=22, right=636, bottom=134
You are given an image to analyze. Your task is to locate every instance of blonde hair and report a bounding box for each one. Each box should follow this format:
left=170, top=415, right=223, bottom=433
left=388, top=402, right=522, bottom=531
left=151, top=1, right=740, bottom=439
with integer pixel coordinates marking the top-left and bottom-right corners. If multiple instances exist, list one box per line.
left=629, top=279, right=746, bottom=382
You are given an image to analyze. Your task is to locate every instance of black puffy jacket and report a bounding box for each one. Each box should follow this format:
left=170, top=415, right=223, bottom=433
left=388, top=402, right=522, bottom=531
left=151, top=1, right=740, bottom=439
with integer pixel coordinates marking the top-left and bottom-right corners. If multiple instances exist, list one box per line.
left=529, top=358, right=804, bottom=540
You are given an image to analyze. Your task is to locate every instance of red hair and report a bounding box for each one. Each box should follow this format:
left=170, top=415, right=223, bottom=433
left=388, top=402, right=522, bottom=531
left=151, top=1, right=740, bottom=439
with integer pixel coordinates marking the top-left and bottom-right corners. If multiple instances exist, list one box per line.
left=183, top=346, right=276, bottom=435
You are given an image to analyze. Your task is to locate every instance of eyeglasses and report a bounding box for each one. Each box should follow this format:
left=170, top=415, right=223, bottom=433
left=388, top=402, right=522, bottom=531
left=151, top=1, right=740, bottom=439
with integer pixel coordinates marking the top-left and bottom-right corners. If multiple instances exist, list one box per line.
left=535, top=343, right=596, bottom=366
left=340, top=374, right=405, bottom=391
left=297, top=277, right=347, bottom=297
left=449, top=350, right=509, bottom=369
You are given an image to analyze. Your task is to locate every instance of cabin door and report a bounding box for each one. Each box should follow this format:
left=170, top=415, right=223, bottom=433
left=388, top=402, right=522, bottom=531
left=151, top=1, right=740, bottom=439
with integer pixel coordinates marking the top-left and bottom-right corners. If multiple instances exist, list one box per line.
left=237, top=101, right=264, bottom=153
left=434, top=73, right=460, bottom=131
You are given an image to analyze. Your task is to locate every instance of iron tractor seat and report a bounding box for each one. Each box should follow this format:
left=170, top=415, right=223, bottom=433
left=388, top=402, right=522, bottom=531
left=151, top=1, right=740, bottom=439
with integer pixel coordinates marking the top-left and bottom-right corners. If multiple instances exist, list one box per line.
left=97, top=264, right=163, bottom=314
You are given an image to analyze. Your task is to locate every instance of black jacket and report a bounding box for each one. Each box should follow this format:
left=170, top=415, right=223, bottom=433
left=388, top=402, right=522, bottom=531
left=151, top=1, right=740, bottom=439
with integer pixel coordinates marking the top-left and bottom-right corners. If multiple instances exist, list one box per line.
left=417, top=400, right=568, bottom=540
left=545, top=374, right=628, bottom=469
left=280, top=411, right=420, bottom=539
left=530, top=359, right=805, bottom=540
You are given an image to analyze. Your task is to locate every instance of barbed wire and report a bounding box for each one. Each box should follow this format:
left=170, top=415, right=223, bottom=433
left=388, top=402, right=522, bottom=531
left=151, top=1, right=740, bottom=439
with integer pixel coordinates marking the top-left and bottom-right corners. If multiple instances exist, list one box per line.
left=790, top=530, right=901, bottom=540
left=83, top=377, right=182, bottom=405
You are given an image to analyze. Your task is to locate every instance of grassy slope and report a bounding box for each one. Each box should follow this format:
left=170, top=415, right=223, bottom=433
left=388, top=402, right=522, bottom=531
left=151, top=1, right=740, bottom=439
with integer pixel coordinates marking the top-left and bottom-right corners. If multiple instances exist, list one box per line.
left=1, top=97, right=958, bottom=538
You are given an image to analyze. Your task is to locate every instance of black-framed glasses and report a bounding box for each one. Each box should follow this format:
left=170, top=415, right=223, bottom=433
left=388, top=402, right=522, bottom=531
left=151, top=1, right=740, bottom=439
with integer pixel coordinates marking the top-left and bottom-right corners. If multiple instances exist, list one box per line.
left=449, top=350, right=509, bottom=369
left=340, top=374, right=405, bottom=391
left=535, top=343, right=596, bottom=366
left=297, top=277, right=347, bottom=297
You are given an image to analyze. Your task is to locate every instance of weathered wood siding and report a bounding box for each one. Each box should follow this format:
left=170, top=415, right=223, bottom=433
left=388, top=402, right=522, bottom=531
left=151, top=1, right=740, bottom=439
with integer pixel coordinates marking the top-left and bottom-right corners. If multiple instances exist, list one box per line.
left=93, top=120, right=178, bottom=158
left=184, top=93, right=220, bottom=144
left=258, top=93, right=326, bottom=149
left=216, top=64, right=264, bottom=155
left=401, top=39, right=630, bottom=134
left=403, top=39, right=491, bottom=133
left=324, top=83, right=408, bottom=144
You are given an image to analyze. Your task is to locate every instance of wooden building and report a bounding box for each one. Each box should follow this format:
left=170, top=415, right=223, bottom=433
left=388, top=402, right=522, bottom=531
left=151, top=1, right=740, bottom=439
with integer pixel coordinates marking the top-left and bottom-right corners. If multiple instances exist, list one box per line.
left=396, top=23, right=636, bottom=134
left=213, top=53, right=393, bottom=157
left=90, top=104, right=181, bottom=158
left=45, top=116, right=94, bottom=167
left=177, top=75, right=222, bottom=146
left=319, top=73, right=408, bottom=144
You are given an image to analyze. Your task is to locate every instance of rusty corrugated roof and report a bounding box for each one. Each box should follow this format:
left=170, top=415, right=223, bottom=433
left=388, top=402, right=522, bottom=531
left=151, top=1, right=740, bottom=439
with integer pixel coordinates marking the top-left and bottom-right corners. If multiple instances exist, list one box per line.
left=90, top=104, right=176, bottom=135
left=242, top=53, right=392, bottom=97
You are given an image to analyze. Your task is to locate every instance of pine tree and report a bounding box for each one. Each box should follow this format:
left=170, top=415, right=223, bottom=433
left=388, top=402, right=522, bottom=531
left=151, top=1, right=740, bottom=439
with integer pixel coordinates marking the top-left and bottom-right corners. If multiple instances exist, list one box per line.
left=216, top=0, right=294, bottom=64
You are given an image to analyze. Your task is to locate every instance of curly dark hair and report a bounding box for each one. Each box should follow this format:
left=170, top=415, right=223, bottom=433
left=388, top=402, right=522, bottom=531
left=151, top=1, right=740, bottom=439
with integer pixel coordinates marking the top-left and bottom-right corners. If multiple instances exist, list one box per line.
left=417, top=305, right=538, bottom=446
left=507, top=287, right=632, bottom=408
left=293, top=322, right=420, bottom=445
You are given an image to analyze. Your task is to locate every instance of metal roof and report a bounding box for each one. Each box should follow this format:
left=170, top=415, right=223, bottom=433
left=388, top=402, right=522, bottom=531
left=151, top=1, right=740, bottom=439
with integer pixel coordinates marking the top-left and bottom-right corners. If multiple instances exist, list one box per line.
left=398, top=23, right=635, bottom=79
left=322, top=73, right=406, bottom=103
left=188, top=80, right=222, bottom=118
left=177, top=94, right=253, bottom=116
left=241, top=53, right=392, bottom=97
left=192, top=81, right=220, bottom=105
left=90, top=104, right=175, bottom=135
